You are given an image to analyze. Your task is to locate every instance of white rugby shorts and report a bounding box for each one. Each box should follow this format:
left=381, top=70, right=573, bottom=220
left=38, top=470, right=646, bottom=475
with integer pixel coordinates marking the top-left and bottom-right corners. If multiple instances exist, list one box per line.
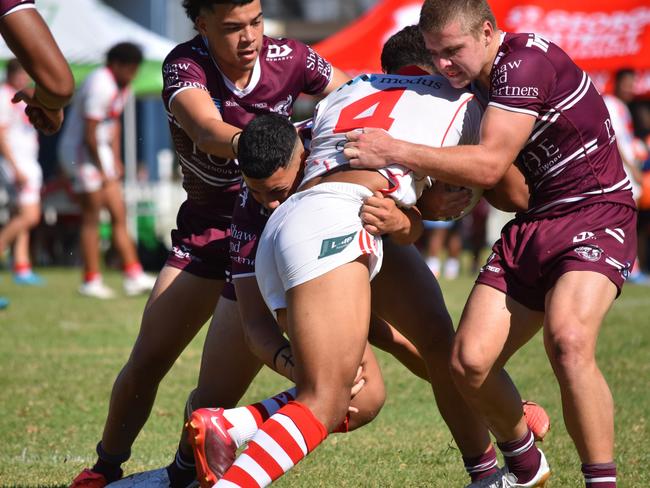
left=0, top=157, right=43, bottom=205
left=59, top=144, right=117, bottom=193
left=256, top=182, right=383, bottom=313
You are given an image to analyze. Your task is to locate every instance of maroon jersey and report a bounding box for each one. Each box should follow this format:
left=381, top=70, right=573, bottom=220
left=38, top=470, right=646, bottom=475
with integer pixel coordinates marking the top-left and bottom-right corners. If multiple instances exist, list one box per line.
left=162, top=35, right=332, bottom=215
left=489, top=33, right=636, bottom=219
left=0, top=0, right=34, bottom=16
left=230, top=186, right=270, bottom=278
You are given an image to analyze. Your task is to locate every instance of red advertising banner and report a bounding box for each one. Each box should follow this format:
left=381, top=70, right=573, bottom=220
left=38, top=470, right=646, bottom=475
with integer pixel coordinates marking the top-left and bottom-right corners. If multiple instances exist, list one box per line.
left=491, top=1, right=650, bottom=95
left=314, top=0, right=650, bottom=96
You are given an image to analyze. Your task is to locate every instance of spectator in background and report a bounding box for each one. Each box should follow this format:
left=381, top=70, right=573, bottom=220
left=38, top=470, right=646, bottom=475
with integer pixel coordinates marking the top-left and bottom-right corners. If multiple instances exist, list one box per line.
left=422, top=219, right=462, bottom=279
left=604, top=69, right=643, bottom=200
left=58, top=42, right=156, bottom=299
left=604, top=68, right=649, bottom=282
left=0, top=0, right=74, bottom=310
left=0, top=59, right=43, bottom=285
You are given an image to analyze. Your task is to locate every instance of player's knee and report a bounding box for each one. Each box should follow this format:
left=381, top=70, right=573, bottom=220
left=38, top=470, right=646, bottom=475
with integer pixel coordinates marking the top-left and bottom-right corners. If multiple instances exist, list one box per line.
left=348, top=377, right=386, bottom=431
left=545, top=328, right=595, bottom=376
left=411, top=315, right=455, bottom=360
left=298, top=383, right=356, bottom=432
left=449, top=341, right=491, bottom=389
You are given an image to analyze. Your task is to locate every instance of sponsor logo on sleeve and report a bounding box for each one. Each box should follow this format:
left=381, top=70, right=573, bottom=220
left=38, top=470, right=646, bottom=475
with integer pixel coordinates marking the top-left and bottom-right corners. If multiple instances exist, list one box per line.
left=306, top=46, right=332, bottom=79
left=318, top=232, right=356, bottom=259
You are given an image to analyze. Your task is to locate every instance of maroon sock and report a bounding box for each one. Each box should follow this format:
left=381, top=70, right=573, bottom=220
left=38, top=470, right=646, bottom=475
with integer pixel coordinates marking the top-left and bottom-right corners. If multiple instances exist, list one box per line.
left=582, top=462, right=616, bottom=488
left=92, top=442, right=129, bottom=483
left=463, top=445, right=499, bottom=482
left=497, top=428, right=541, bottom=484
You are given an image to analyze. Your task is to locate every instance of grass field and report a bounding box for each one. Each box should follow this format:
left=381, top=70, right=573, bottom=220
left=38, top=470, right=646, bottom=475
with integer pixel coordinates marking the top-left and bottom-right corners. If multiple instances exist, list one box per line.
left=1, top=268, right=649, bottom=487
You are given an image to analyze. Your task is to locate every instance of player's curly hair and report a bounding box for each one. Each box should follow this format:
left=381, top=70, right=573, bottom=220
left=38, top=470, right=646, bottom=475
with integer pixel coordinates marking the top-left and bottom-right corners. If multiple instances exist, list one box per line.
left=381, top=25, right=434, bottom=74
left=238, top=114, right=298, bottom=179
left=419, top=0, right=497, bottom=38
left=182, top=0, right=255, bottom=22
left=106, top=42, right=143, bottom=66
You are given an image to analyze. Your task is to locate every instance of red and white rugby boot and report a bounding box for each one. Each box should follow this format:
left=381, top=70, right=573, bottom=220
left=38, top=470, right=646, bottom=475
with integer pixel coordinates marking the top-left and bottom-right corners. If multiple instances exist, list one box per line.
left=69, top=468, right=111, bottom=488
left=522, top=401, right=551, bottom=442
left=186, top=408, right=236, bottom=488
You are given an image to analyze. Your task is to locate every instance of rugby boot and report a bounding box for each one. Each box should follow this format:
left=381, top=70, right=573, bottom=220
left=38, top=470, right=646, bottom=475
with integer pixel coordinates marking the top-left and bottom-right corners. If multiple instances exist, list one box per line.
left=123, top=272, right=156, bottom=296
left=105, top=467, right=199, bottom=487
left=186, top=408, right=236, bottom=488
left=13, top=271, right=44, bottom=286
left=69, top=468, right=112, bottom=488
left=522, top=400, right=551, bottom=442
left=78, top=279, right=116, bottom=299
left=465, top=469, right=508, bottom=488
left=502, top=449, right=551, bottom=487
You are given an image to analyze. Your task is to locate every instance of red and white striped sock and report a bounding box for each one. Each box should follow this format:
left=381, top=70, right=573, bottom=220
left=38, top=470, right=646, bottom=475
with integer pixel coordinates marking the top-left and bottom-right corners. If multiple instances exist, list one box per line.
left=215, top=401, right=327, bottom=487
left=222, top=388, right=296, bottom=448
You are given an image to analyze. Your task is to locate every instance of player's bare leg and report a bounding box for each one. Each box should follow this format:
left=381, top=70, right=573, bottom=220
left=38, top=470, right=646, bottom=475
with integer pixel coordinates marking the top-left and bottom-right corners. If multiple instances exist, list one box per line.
left=98, top=266, right=223, bottom=464
left=543, top=271, right=616, bottom=463
left=159, top=296, right=263, bottom=487
left=213, top=259, right=372, bottom=486
left=367, top=314, right=428, bottom=380
left=77, top=189, right=103, bottom=282
left=0, top=202, right=40, bottom=258
left=102, top=179, right=139, bottom=270
left=451, top=283, right=550, bottom=484
left=372, top=241, right=492, bottom=459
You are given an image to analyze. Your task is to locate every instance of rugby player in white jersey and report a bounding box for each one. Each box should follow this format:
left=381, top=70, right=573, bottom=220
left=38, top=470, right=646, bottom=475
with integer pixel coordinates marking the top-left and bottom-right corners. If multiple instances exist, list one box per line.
left=58, top=42, right=156, bottom=299
left=185, top=25, right=546, bottom=488
left=0, top=59, right=44, bottom=285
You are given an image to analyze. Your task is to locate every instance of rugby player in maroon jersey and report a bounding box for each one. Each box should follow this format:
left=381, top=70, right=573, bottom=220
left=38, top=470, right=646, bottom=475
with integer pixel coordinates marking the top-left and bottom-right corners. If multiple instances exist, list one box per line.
left=69, top=1, right=350, bottom=487
left=345, top=1, right=636, bottom=486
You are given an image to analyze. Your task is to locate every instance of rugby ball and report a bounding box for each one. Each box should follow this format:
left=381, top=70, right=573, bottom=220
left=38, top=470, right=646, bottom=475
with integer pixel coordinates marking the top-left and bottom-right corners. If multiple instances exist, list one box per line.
left=417, top=184, right=483, bottom=221
left=450, top=185, right=483, bottom=221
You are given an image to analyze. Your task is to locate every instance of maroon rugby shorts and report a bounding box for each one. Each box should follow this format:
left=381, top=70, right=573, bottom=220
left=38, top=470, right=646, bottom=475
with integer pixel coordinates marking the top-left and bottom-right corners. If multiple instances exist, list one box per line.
left=476, top=203, right=637, bottom=311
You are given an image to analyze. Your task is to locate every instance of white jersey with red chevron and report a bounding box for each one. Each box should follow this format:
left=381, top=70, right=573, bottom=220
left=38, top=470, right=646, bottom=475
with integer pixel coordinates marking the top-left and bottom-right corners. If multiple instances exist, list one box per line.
left=301, top=73, right=482, bottom=207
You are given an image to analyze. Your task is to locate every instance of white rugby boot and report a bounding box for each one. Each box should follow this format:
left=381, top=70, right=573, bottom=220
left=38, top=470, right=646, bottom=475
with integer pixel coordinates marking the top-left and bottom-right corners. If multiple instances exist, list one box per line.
left=123, top=272, right=157, bottom=296
left=78, top=278, right=116, bottom=299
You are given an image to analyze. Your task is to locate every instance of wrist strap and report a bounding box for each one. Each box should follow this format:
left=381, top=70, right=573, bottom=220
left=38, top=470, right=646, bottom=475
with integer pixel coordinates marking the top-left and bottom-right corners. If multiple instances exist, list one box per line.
left=33, top=85, right=65, bottom=111
left=231, top=131, right=242, bottom=158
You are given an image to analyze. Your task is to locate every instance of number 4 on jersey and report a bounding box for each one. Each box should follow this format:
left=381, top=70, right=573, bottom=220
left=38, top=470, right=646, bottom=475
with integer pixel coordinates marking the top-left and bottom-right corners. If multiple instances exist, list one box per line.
left=333, top=88, right=406, bottom=134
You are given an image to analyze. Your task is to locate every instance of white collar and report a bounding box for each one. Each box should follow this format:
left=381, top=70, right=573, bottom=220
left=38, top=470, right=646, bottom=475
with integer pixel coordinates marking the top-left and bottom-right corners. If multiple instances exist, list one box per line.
left=204, top=37, right=262, bottom=98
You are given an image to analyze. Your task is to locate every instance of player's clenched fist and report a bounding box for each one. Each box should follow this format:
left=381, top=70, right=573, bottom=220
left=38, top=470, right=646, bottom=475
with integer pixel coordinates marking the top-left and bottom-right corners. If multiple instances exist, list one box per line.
left=361, top=191, right=409, bottom=235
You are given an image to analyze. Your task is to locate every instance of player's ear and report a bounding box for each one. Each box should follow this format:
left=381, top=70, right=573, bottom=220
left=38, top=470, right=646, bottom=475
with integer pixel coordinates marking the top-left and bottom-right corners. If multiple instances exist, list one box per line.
left=482, top=20, right=495, bottom=46
left=195, top=14, right=209, bottom=36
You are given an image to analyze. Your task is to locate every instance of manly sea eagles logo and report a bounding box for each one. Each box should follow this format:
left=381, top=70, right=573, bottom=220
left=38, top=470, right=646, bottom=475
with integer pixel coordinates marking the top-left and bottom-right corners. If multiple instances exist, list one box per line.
left=574, top=245, right=603, bottom=262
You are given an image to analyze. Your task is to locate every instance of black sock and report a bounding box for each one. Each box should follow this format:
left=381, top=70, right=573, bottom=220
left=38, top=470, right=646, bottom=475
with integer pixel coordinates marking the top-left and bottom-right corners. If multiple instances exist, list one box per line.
left=166, top=447, right=196, bottom=488
left=91, top=442, right=129, bottom=483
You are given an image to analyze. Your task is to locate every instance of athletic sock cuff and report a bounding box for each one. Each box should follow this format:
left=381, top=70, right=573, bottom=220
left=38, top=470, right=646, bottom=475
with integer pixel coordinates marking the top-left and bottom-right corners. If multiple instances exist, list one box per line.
left=96, top=442, right=131, bottom=464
